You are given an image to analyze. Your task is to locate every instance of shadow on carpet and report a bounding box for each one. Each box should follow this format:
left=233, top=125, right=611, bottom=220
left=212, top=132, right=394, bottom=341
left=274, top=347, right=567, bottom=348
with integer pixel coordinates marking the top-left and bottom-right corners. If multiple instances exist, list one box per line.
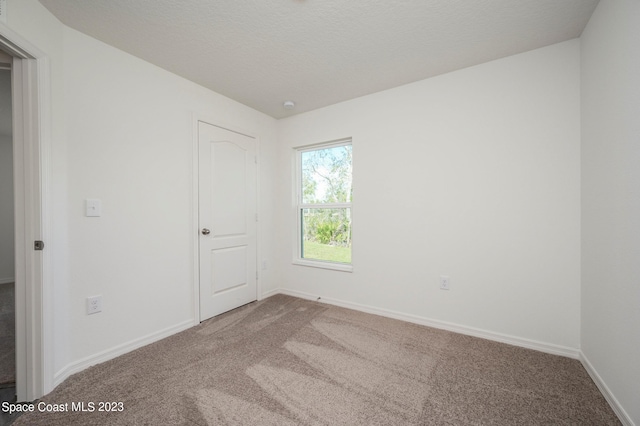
left=12, top=294, right=620, bottom=425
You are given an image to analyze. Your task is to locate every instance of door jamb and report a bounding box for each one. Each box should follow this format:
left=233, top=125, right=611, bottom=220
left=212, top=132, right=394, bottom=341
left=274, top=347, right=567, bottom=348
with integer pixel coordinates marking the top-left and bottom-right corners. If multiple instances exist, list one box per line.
left=0, top=24, right=52, bottom=401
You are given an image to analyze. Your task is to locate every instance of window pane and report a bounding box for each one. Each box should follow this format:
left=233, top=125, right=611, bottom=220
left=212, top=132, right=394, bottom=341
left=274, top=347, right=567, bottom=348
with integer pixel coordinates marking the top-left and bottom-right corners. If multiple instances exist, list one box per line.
left=301, top=208, right=351, bottom=264
left=301, top=145, right=352, bottom=204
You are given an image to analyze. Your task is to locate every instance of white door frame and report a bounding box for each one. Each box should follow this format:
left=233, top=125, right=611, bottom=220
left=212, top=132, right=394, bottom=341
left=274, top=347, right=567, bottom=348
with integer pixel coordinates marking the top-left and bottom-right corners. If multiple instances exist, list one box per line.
left=191, top=116, right=261, bottom=325
left=0, top=24, right=52, bottom=401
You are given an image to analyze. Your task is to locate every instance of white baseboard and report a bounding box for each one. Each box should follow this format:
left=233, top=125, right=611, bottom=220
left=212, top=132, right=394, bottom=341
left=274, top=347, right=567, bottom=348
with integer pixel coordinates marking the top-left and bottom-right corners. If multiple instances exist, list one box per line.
left=47, top=290, right=632, bottom=426
left=277, top=288, right=580, bottom=359
left=53, top=319, right=194, bottom=389
left=276, top=288, right=630, bottom=425
left=0, top=277, right=15, bottom=284
left=260, top=287, right=281, bottom=300
left=580, top=352, right=635, bottom=426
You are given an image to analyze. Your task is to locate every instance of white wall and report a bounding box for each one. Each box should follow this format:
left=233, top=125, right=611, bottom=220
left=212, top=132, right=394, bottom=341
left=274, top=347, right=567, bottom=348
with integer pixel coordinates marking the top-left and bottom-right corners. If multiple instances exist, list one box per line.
left=61, top=26, right=278, bottom=365
left=581, top=1, right=640, bottom=424
left=9, top=4, right=637, bottom=424
left=6, top=0, right=70, bottom=383
left=6, top=0, right=278, bottom=386
left=277, top=40, right=582, bottom=351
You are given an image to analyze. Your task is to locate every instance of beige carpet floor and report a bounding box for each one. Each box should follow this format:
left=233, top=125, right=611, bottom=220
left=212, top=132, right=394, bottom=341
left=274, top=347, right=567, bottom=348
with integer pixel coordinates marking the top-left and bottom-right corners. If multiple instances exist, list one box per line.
left=0, top=283, right=15, bottom=386
left=12, top=294, right=619, bottom=425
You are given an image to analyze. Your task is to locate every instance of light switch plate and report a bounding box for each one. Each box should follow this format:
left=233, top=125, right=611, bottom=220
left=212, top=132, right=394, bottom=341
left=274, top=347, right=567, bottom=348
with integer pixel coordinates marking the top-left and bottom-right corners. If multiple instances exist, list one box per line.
left=85, top=199, right=102, bottom=217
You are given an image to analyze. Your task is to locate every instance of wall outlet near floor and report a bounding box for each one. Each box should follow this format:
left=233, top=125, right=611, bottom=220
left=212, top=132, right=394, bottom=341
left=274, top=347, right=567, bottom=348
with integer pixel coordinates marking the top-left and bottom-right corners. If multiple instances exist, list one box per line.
left=439, top=275, right=450, bottom=290
left=87, top=295, right=102, bottom=314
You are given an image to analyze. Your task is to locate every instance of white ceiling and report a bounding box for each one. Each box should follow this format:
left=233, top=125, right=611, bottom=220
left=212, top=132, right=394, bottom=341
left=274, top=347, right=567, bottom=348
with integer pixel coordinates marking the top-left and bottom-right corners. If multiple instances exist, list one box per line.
left=38, top=0, right=599, bottom=119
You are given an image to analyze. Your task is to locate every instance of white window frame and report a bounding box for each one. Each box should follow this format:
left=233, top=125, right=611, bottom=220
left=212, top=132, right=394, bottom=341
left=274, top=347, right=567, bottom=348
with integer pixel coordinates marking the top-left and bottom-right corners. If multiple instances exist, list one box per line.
left=293, top=139, right=353, bottom=272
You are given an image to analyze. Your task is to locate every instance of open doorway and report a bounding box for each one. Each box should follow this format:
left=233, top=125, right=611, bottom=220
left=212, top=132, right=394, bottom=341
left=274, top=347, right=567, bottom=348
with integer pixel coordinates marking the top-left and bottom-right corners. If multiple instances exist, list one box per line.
left=0, top=24, right=50, bottom=402
left=0, top=47, right=16, bottom=411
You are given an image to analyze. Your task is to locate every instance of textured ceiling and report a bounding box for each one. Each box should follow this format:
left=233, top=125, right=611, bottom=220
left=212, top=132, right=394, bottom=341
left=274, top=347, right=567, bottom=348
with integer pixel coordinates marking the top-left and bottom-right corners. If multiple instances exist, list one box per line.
left=38, top=0, right=599, bottom=119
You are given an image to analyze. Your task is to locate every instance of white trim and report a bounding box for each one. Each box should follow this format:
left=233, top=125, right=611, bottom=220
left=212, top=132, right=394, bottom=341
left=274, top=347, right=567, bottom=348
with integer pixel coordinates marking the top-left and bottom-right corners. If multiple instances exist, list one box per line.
left=276, top=288, right=580, bottom=359
left=292, top=258, right=353, bottom=272
left=1, top=23, right=51, bottom=402
left=190, top=114, right=200, bottom=326
left=38, top=53, right=54, bottom=400
left=260, top=288, right=280, bottom=300
left=294, top=137, right=353, bottom=152
left=255, top=135, right=263, bottom=301
left=53, top=319, right=194, bottom=389
left=300, top=202, right=351, bottom=209
left=580, top=352, right=635, bottom=426
left=293, top=139, right=353, bottom=271
left=0, top=277, right=15, bottom=284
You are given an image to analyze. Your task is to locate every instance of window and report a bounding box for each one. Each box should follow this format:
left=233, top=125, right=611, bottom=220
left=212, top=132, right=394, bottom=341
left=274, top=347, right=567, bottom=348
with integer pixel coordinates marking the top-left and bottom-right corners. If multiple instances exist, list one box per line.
left=295, top=140, right=352, bottom=271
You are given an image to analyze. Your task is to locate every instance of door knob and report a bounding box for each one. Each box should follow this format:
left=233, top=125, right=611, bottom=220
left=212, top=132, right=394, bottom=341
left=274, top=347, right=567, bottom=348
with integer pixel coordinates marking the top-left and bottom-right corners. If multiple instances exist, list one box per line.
left=201, top=228, right=211, bottom=235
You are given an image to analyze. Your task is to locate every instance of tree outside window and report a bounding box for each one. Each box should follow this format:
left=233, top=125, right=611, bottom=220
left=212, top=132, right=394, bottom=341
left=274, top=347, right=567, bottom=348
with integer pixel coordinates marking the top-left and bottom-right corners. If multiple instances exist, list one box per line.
left=297, top=141, right=352, bottom=268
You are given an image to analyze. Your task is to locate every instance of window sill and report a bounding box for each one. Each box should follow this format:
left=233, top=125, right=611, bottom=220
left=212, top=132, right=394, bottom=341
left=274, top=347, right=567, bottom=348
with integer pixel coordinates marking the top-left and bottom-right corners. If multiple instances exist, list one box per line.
left=293, top=258, right=353, bottom=273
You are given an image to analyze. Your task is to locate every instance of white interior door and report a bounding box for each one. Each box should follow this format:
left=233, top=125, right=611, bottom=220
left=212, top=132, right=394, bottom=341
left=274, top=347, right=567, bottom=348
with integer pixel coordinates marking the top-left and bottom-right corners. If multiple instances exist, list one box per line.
left=198, top=121, right=257, bottom=321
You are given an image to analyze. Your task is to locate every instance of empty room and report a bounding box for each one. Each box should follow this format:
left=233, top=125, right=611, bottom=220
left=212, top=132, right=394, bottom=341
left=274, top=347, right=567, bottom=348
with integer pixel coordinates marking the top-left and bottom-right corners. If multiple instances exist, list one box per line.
left=0, top=0, right=638, bottom=424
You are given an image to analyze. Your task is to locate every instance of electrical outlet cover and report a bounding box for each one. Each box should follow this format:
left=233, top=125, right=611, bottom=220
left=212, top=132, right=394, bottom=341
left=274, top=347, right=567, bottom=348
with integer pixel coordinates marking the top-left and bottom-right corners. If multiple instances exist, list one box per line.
left=87, top=295, right=103, bottom=314
left=440, top=275, right=450, bottom=290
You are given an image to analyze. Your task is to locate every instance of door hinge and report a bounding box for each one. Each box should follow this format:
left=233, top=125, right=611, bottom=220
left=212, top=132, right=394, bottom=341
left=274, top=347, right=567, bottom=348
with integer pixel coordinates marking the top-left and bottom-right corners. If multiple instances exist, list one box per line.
left=256, top=271, right=258, bottom=280
left=255, top=213, right=258, bottom=222
left=34, top=240, right=45, bottom=251
left=254, top=155, right=257, bottom=164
